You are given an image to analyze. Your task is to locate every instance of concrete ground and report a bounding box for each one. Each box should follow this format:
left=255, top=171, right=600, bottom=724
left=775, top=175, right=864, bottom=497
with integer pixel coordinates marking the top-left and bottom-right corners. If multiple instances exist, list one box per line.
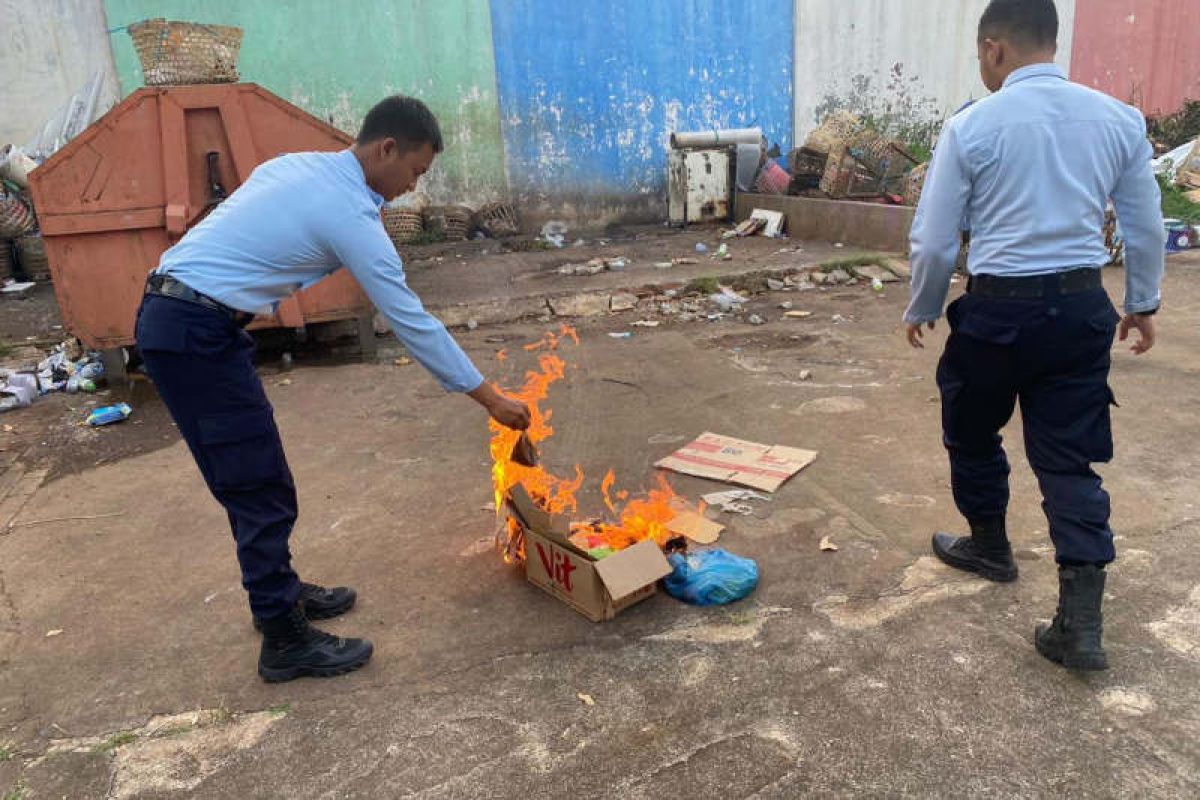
left=2, top=243, right=1199, bottom=798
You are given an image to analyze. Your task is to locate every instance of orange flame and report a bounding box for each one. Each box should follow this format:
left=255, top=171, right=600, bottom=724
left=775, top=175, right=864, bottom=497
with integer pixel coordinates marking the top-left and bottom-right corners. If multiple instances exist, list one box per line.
left=491, top=325, right=699, bottom=562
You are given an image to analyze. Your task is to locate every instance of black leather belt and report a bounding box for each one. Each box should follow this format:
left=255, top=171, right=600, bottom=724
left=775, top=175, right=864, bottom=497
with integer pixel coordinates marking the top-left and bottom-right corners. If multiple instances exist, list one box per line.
left=967, top=268, right=1102, bottom=299
left=145, top=273, right=255, bottom=326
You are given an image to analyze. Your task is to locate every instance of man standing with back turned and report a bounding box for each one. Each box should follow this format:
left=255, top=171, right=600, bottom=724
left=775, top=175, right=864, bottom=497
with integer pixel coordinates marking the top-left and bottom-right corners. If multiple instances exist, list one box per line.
left=135, top=96, right=531, bottom=682
left=905, top=0, right=1164, bottom=670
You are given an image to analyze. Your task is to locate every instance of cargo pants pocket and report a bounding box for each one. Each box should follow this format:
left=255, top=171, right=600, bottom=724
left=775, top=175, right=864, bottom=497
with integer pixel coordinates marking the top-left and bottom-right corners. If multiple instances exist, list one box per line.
left=196, top=407, right=286, bottom=491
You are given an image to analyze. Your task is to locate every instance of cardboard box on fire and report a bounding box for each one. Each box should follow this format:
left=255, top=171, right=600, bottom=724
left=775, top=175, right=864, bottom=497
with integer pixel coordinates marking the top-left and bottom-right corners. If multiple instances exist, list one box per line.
left=509, top=485, right=673, bottom=622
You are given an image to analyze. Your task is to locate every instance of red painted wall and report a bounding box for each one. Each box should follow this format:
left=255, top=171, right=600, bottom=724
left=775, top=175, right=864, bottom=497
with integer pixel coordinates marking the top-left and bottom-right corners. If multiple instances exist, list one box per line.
left=1070, top=0, right=1200, bottom=116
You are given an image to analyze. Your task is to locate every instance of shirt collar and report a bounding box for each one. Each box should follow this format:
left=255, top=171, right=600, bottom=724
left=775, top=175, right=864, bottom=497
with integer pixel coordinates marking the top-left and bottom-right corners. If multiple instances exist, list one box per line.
left=1002, top=62, right=1066, bottom=89
left=338, top=148, right=385, bottom=207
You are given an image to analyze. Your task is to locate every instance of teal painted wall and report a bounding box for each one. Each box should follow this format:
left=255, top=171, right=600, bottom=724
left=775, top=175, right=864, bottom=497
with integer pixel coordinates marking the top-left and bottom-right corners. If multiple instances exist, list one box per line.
left=104, top=0, right=507, bottom=203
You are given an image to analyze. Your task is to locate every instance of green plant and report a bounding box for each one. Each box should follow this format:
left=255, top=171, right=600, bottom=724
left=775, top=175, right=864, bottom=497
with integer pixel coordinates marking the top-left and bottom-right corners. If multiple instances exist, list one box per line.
left=0, top=743, right=11, bottom=763
left=818, top=254, right=888, bottom=272
left=3, top=779, right=27, bottom=800
left=93, top=731, right=137, bottom=754
left=0, top=341, right=13, bottom=359
left=268, top=703, right=292, bottom=717
left=686, top=276, right=722, bottom=295
left=1158, top=174, right=1200, bottom=224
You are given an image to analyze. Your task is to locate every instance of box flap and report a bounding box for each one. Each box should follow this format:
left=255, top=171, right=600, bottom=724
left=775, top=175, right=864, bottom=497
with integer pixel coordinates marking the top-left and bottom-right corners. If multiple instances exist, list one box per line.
left=593, top=540, right=673, bottom=601
left=667, top=502, right=724, bottom=544
left=508, top=484, right=572, bottom=539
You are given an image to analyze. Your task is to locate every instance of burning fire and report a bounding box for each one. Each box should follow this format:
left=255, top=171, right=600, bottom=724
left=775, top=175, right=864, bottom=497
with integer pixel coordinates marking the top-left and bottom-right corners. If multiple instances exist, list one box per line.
left=489, top=326, right=696, bottom=563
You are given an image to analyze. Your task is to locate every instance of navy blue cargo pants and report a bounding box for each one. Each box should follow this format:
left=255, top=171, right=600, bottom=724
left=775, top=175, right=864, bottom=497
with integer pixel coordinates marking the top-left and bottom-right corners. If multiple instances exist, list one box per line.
left=937, top=283, right=1120, bottom=565
left=135, top=293, right=301, bottom=618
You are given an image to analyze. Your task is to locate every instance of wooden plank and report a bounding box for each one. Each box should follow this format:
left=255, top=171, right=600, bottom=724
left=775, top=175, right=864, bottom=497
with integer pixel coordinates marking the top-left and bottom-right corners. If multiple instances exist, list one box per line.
left=38, top=208, right=164, bottom=236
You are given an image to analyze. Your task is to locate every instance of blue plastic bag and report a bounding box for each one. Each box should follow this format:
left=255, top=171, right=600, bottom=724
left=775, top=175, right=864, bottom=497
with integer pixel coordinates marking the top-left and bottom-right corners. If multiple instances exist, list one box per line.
left=663, top=549, right=759, bottom=606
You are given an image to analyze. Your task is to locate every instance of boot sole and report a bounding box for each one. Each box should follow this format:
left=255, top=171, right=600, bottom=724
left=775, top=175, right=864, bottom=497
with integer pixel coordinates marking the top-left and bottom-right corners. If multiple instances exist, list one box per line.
left=258, top=644, right=374, bottom=683
left=1035, top=632, right=1108, bottom=671
left=932, top=541, right=1018, bottom=583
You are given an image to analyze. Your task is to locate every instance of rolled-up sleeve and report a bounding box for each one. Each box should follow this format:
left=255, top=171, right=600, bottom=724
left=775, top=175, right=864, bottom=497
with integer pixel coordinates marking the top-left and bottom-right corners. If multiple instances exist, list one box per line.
left=905, top=122, right=972, bottom=324
left=326, top=208, right=484, bottom=392
left=1110, top=127, right=1166, bottom=314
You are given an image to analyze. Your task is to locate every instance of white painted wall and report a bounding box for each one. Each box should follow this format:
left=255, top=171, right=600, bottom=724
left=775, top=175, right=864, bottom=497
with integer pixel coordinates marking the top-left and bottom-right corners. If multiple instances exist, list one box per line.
left=793, top=0, right=1076, bottom=145
left=0, top=0, right=119, bottom=147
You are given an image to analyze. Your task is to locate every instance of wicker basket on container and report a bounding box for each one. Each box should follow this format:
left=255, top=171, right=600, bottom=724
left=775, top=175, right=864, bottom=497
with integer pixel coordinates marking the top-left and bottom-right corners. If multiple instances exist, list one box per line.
left=17, top=234, right=50, bottom=282
left=129, top=18, right=243, bottom=86
left=381, top=206, right=425, bottom=246
left=474, top=201, right=520, bottom=237
left=424, top=205, right=473, bottom=241
left=904, top=163, right=929, bottom=206
left=0, top=189, right=35, bottom=238
left=804, top=111, right=863, bottom=154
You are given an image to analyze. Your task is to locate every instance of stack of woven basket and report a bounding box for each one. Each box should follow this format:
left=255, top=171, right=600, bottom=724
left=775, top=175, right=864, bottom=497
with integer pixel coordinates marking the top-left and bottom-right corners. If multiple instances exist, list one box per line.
left=128, top=19, right=243, bottom=86
left=1, top=185, right=39, bottom=282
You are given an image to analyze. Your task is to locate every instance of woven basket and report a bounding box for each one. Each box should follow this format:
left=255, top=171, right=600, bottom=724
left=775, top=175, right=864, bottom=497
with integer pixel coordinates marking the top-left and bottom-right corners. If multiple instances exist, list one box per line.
left=381, top=207, right=425, bottom=245
left=17, top=234, right=50, bottom=282
left=0, top=239, right=13, bottom=282
left=424, top=205, right=472, bottom=241
left=904, top=163, right=928, bottom=206
left=804, top=111, right=863, bottom=154
left=474, top=202, right=520, bottom=237
left=129, top=19, right=243, bottom=86
left=0, top=190, right=35, bottom=238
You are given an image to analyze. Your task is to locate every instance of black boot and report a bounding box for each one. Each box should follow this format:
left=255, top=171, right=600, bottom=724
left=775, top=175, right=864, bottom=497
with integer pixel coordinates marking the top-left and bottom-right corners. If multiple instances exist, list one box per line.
left=257, top=603, right=373, bottom=683
left=931, top=517, right=1018, bottom=582
left=1035, top=564, right=1108, bottom=671
left=253, top=582, right=356, bottom=631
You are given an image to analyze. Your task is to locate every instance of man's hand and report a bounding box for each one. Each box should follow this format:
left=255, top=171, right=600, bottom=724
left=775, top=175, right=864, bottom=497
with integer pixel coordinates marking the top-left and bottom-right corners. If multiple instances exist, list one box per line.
left=906, top=320, right=936, bottom=349
left=468, top=382, right=531, bottom=430
left=1118, top=313, right=1156, bottom=355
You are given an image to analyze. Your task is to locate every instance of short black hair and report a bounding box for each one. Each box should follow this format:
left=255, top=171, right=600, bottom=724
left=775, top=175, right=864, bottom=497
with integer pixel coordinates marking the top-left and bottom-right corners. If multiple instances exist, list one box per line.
left=978, top=0, right=1058, bottom=50
left=357, top=95, right=444, bottom=152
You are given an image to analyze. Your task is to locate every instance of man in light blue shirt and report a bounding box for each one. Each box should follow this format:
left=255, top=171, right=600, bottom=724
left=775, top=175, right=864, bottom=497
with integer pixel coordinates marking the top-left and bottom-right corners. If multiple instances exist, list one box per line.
left=135, top=96, right=530, bottom=682
left=903, top=0, right=1164, bottom=671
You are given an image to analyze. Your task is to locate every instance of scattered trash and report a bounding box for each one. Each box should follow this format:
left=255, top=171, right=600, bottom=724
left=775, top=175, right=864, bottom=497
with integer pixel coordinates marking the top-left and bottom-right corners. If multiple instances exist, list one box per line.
left=715, top=243, right=730, bottom=259
left=798, top=370, right=812, bottom=381
left=749, top=208, right=786, bottom=237
left=702, top=489, right=771, bottom=515
left=466, top=319, right=480, bottom=331
left=708, top=286, right=747, bottom=313
left=748, top=314, right=766, bottom=326
left=871, top=277, right=885, bottom=293
left=726, top=218, right=766, bottom=239
left=577, top=693, right=596, bottom=707
left=831, top=314, right=849, bottom=324
left=86, top=403, right=132, bottom=427
left=631, top=320, right=660, bottom=328
left=654, top=261, right=673, bottom=269
left=695, top=242, right=708, bottom=253
left=277, top=378, right=293, bottom=386
left=45, top=629, right=64, bottom=638
left=1, top=281, right=36, bottom=294
left=394, top=357, right=412, bottom=366
left=819, top=536, right=839, bottom=552
left=779, top=300, right=794, bottom=310
left=767, top=278, right=786, bottom=291
left=656, top=433, right=817, bottom=492
left=785, top=310, right=813, bottom=319
left=540, top=220, right=569, bottom=248
left=558, top=259, right=606, bottom=276
left=607, top=332, right=633, bottom=339
left=606, top=257, right=630, bottom=271
left=663, top=549, right=760, bottom=606
left=673, top=257, right=699, bottom=265
left=834, top=242, right=845, bottom=248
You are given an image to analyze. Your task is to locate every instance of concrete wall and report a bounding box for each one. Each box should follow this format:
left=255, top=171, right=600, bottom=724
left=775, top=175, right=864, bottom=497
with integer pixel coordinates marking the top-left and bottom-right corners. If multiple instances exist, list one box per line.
left=1069, top=0, right=1200, bottom=116
left=792, top=0, right=1077, bottom=147
left=103, top=0, right=507, bottom=205
left=490, top=0, right=794, bottom=221
left=0, top=0, right=120, bottom=147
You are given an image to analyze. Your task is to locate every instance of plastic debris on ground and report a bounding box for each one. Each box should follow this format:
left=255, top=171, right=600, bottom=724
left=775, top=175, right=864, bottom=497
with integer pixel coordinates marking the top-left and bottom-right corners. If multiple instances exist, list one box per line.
left=701, top=489, right=771, bottom=515
left=1, top=339, right=108, bottom=413
left=663, top=549, right=760, bottom=606
left=86, top=403, right=132, bottom=427
left=540, top=220, right=569, bottom=248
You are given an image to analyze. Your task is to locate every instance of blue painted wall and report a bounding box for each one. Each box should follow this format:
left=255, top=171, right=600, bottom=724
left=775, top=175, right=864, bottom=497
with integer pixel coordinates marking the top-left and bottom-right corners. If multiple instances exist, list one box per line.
left=490, top=0, right=794, bottom=208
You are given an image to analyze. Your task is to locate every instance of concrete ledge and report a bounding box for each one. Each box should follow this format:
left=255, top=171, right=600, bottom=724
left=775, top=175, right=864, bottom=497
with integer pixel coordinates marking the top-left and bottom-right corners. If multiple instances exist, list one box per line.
left=735, top=193, right=914, bottom=253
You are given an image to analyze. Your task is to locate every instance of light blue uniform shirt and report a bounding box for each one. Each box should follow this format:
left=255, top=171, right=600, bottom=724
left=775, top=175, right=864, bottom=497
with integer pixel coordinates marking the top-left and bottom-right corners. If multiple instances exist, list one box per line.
left=157, top=149, right=484, bottom=393
left=905, top=64, right=1165, bottom=324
